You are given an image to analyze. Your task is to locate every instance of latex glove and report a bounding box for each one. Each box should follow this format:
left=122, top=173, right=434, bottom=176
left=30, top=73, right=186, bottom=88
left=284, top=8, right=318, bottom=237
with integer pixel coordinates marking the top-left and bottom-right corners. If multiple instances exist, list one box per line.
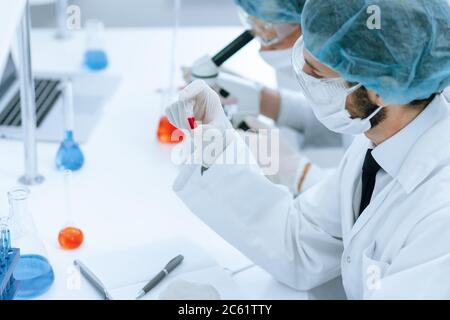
left=216, top=72, right=261, bottom=126
left=239, top=116, right=323, bottom=195
left=181, top=67, right=261, bottom=125
left=166, top=80, right=233, bottom=131
left=159, top=279, right=221, bottom=300
left=165, top=80, right=235, bottom=168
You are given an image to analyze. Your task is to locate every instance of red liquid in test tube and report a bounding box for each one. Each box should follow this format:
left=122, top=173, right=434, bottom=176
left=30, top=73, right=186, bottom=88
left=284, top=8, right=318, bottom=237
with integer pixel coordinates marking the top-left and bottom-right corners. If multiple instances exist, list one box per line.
left=187, top=117, right=197, bottom=129
left=185, top=102, right=198, bottom=130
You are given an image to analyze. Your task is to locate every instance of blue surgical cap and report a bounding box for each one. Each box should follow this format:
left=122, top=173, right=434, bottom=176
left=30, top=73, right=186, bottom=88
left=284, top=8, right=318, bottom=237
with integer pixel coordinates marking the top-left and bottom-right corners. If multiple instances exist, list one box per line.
left=302, top=0, right=450, bottom=104
left=234, top=0, right=305, bottom=23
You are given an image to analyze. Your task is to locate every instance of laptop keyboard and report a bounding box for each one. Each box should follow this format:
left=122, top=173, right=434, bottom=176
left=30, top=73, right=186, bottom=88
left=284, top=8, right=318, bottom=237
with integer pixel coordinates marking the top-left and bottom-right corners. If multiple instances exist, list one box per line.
left=0, top=79, right=62, bottom=128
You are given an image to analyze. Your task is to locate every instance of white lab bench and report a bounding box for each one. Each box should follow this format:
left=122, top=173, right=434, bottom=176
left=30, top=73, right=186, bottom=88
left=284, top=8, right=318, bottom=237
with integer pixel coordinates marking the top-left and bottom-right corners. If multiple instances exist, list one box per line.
left=0, top=27, right=345, bottom=300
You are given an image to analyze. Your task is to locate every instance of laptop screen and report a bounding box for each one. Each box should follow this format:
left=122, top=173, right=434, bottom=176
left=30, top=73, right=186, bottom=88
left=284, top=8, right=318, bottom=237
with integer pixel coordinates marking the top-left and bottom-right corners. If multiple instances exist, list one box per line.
left=0, top=54, right=17, bottom=98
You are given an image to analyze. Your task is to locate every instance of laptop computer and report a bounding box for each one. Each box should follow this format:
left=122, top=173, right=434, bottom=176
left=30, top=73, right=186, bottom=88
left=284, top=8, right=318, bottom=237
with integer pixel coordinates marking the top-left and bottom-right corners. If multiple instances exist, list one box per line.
left=0, top=53, right=121, bottom=143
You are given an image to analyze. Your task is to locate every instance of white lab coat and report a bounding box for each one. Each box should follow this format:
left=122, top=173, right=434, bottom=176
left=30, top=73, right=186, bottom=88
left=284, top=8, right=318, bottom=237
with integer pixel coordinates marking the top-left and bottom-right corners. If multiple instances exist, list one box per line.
left=173, top=92, right=450, bottom=299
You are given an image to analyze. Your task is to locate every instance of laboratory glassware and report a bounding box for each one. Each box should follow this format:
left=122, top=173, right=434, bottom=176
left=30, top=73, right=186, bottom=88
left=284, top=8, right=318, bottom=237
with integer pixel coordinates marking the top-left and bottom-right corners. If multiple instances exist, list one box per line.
left=0, top=207, right=20, bottom=300
left=0, top=205, right=12, bottom=262
left=156, top=0, right=184, bottom=144
left=58, top=170, right=84, bottom=250
left=157, top=115, right=184, bottom=144
left=17, top=1, right=45, bottom=185
left=84, top=20, right=109, bottom=71
left=8, top=187, right=54, bottom=299
left=55, top=80, right=85, bottom=171
left=55, top=0, right=70, bottom=39
left=184, top=101, right=198, bottom=130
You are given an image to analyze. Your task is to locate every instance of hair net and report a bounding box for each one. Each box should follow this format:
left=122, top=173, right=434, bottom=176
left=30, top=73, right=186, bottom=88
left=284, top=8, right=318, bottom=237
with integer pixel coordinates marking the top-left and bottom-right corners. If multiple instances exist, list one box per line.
left=234, top=0, right=305, bottom=23
left=301, top=0, right=450, bottom=104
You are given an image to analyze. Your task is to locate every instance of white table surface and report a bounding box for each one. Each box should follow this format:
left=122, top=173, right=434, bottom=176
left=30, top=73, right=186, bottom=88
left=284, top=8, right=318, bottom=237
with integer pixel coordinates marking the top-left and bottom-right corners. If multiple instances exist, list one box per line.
left=0, top=27, right=344, bottom=300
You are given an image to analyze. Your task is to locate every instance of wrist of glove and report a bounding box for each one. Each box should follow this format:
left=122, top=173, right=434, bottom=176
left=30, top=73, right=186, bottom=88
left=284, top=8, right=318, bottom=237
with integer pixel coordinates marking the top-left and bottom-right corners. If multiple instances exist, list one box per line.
left=238, top=117, right=320, bottom=195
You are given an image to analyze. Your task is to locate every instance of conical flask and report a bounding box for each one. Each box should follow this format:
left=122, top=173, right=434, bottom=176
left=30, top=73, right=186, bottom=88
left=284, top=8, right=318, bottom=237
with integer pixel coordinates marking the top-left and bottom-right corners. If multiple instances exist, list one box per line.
left=8, top=187, right=54, bottom=299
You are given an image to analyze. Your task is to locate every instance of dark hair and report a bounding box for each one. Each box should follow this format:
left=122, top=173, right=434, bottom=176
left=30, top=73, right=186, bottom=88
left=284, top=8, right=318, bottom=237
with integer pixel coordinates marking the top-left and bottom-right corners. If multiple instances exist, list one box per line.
left=409, top=94, right=437, bottom=108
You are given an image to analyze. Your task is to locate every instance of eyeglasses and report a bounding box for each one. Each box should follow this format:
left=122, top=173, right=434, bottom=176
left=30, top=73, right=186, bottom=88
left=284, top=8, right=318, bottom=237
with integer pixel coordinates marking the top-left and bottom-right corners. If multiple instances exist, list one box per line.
left=292, top=36, right=361, bottom=105
left=238, top=7, right=298, bottom=46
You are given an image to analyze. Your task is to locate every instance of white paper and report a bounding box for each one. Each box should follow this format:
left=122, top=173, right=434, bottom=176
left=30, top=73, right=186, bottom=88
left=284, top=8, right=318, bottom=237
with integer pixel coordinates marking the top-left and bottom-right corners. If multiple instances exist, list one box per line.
left=110, top=267, right=243, bottom=300
left=79, top=238, right=244, bottom=300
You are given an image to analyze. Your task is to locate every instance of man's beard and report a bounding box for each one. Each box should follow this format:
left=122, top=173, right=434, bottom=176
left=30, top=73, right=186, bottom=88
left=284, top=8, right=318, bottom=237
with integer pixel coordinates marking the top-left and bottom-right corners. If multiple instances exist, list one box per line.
left=346, top=86, right=386, bottom=128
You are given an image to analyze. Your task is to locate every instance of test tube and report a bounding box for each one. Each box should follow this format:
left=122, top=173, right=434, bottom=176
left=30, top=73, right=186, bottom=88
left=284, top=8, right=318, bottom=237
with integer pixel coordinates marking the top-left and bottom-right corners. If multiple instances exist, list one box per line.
left=0, top=228, right=10, bottom=262
left=184, top=101, right=198, bottom=130
left=0, top=203, right=12, bottom=262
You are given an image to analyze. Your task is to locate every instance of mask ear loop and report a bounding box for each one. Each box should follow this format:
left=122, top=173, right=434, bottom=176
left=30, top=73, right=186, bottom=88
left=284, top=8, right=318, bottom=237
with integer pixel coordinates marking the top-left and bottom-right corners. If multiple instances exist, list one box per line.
left=366, top=106, right=383, bottom=121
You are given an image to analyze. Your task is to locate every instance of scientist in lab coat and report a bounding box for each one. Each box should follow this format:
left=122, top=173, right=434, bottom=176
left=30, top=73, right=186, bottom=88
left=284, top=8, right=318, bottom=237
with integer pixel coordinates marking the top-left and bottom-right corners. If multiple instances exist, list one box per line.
left=233, top=0, right=339, bottom=195
left=183, top=0, right=335, bottom=195
left=214, top=0, right=341, bottom=195
left=234, top=0, right=341, bottom=148
left=166, top=0, right=450, bottom=299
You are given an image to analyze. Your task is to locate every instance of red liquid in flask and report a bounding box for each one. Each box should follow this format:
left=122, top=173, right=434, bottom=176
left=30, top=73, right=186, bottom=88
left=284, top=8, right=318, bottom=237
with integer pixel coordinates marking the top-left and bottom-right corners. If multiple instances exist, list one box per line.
left=157, top=116, right=184, bottom=144
left=58, top=226, right=84, bottom=250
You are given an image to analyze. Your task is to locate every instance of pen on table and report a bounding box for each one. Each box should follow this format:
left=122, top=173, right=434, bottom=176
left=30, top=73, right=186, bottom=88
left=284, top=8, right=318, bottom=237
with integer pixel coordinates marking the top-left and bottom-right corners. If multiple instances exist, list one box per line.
left=136, top=254, right=184, bottom=300
left=74, top=259, right=113, bottom=300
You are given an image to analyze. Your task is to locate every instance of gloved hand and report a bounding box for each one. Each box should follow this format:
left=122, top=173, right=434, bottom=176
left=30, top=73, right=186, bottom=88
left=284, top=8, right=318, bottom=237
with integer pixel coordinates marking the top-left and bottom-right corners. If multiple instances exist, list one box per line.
left=165, top=80, right=235, bottom=168
left=216, top=72, right=261, bottom=126
left=239, top=116, right=323, bottom=195
left=166, top=79, right=233, bottom=131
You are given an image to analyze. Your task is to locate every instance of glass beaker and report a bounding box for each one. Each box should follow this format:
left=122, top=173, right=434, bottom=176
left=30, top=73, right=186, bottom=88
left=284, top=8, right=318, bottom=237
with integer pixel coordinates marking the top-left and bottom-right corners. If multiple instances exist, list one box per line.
left=8, top=187, right=54, bottom=299
left=84, top=20, right=109, bottom=71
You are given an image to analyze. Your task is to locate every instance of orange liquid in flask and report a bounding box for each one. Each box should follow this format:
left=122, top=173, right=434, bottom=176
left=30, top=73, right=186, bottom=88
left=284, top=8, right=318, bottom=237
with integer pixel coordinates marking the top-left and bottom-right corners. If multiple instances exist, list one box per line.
left=157, top=116, right=184, bottom=144
left=58, top=226, right=84, bottom=250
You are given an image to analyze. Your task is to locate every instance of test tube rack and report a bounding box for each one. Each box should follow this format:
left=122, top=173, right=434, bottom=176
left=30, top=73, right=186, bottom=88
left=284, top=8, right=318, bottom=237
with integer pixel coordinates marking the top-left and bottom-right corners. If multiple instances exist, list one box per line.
left=0, top=248, right=21, bottom=300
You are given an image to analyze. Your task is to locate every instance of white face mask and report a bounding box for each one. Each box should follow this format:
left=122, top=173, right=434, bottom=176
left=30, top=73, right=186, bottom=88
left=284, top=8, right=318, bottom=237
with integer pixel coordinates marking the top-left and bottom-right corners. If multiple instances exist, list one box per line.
left=259, top=48, right=293, bottom=70
left=311, top=93, right=382, bottom=135
left=292, top=36, right=383, bottom=135
left=259, top=48, right=299, bottom=90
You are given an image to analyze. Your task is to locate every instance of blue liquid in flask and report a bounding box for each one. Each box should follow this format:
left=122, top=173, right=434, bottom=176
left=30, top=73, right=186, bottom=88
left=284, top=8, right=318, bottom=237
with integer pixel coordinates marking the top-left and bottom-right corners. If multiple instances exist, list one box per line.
left=84, top=49, right=108, bottom=71
left=14, top=254, right=55, bottom=299
left=56, top=131, right=84, bottom=171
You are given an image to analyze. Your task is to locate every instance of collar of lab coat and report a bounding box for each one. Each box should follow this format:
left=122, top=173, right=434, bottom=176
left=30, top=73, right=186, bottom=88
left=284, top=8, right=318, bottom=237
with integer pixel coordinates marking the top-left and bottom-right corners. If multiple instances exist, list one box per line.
left=371, top=93, right=450, bottom=194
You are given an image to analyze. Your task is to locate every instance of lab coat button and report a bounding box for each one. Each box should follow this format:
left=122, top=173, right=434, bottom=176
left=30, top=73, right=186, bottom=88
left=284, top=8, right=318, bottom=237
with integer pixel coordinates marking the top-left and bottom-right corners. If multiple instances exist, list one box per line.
left=346, top=256, right=351, bottom=263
